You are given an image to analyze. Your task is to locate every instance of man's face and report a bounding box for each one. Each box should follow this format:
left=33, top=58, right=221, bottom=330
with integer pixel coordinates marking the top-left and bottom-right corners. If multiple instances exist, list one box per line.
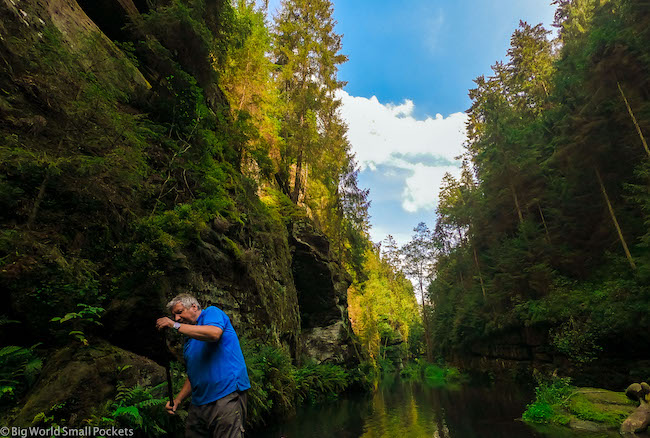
left=171, top=302, right=200, bottom=324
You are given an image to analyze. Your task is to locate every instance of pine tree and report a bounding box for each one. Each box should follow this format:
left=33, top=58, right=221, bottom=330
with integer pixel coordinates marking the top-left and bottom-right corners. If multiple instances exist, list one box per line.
left=272, top=0, right=347, bottom=203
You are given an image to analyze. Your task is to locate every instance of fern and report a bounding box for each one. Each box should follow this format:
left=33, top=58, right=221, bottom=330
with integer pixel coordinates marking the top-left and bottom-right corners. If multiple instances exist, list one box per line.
left=109, top=381, right=176, bottom=437
left=0, top=345, right=42, bottom=404
left=112, top=406, right=143, bottom=427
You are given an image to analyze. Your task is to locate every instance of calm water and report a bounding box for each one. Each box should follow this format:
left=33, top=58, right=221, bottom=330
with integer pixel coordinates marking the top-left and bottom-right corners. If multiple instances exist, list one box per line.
left=257, top=377, right=634, bottom=438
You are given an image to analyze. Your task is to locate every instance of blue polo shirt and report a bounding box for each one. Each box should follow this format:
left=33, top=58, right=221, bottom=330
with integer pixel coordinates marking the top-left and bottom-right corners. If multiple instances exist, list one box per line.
left=183, top=306, right=251, bottom=405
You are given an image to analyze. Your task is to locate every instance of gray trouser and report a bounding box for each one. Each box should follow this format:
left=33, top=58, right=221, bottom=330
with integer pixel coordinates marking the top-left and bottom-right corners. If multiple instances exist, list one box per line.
left=186, top=391, right=247, bottom=438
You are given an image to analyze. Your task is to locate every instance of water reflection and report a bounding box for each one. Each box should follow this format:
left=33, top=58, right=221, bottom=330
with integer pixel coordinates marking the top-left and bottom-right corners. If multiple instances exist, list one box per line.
left=257, top=377, right=635, bottom=438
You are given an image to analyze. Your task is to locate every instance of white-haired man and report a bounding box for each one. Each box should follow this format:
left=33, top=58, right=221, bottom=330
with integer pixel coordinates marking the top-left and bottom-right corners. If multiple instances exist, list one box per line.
left=156, top=294, right=250, bottom=438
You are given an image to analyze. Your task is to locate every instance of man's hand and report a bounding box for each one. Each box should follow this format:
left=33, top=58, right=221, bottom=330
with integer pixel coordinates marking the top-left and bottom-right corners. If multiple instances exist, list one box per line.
left=165, top=399, right=180, bottom=415
left=156, top=317, right=174, bottom=331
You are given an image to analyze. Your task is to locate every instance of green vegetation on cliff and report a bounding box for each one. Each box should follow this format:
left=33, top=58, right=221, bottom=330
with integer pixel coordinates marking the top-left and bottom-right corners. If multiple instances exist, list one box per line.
left=0, top=0, right=398, bottom=429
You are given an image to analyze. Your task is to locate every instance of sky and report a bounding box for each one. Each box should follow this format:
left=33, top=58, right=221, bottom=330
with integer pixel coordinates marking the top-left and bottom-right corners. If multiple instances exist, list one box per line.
left=268, top=0, right=557, bottom=246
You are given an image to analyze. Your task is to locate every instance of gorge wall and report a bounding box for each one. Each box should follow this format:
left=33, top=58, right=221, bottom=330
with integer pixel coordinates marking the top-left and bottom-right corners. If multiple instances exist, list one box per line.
left=0, top=0, right=359, bottom=425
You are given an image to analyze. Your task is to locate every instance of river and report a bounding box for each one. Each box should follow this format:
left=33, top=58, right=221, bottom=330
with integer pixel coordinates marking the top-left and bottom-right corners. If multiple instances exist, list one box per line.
left=257, top=376, right=641, bottom=438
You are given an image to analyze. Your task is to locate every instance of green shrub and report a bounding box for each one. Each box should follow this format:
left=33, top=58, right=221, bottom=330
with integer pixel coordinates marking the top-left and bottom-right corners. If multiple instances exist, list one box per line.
left=242, top=342, right=296, bottom=426
left=377, top=357, right=395, bottom=375
left=109, top=384, right=169, bottom=435
left=522, top=401, right=555, bottom=423
left=423, top=364, right=453, bottom=387
left=399, top=360, right=466, bottom=387
left=242, top=341, right=354, bottom=427
left=399, top=362, right=421, bottom=381
left=522, top=376, right=574, bottom=424
left=444, top=366, right=462, bottom=382
left=50, top=304, right=104, bottom=346
left=534, top=377, right=573, bottom=406
left=294, top=364, right=349, bottom=404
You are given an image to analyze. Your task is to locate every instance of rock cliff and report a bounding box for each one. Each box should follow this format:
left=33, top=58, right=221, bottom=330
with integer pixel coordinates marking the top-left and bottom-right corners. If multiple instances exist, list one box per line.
left=0, top=0, right=359, bottom=426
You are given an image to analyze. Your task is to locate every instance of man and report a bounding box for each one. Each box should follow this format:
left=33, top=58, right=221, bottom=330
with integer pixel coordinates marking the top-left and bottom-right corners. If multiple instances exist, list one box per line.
left=155, top=294, right=251, bottom=438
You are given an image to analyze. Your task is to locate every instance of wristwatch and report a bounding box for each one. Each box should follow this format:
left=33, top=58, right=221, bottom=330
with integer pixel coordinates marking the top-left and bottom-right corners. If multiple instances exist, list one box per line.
left=173, top=322, right=181, bottom=330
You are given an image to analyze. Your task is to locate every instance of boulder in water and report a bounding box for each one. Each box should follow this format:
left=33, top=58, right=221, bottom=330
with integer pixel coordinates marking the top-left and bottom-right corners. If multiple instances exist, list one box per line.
left=621, top=382, right=650, bottom=434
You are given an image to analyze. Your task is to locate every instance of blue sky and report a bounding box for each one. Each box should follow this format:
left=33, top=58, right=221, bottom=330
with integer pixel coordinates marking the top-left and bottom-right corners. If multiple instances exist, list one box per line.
left=268, top=0, right=557, bottom=245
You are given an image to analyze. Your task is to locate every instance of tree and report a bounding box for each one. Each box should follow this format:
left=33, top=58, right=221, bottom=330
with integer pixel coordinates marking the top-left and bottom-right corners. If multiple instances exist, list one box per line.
left=401, top=222, right=436, bottom=362
left=272, top=0, right=347, bottom=203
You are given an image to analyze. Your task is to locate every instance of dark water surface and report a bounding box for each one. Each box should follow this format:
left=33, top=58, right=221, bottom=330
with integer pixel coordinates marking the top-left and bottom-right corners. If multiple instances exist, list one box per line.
left=257, top=377, right=634, bottom=438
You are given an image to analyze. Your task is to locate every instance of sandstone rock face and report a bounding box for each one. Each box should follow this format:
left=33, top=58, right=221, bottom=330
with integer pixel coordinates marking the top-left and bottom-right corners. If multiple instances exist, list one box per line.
left=302, top=321, right=356, bottom=365
left=12, top=341, right=165, bottom=427
left=0, top=0, right=150, bottom=92
left=103, top=217, right=358, bottom=367
left=290, top=221, right=350, bottom=329
left=288, top=221, right=358, bottom=365
left=104, top=214, right=302, bottom=362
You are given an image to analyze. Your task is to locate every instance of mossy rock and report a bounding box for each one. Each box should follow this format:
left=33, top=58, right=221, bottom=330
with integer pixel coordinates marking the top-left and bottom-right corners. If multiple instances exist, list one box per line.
left=11, top=340, right=165, bottom=427
left=566, top=388, right=636, bottom=429
left=527, top=387, right=637, bottom=431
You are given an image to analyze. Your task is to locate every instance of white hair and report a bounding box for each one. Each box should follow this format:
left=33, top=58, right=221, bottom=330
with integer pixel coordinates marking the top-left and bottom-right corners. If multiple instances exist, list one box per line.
left=166, top=294, right=201, bottom=311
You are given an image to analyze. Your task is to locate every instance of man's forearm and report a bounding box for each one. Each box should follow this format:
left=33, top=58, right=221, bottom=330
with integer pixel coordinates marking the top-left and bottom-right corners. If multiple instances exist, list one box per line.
left=177, top=323, right=222, bottom=342
left=176, top=377, right=192, bottom=403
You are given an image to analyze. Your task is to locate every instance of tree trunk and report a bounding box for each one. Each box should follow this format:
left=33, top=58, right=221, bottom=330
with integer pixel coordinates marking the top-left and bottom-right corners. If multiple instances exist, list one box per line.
left=292, top=149, right=303, bottom=203
left=617, top=82, right=650, bottom=158
left=420, top=282, right=434, bottom=363
left=27, top=167, right=51, bottom=229
left=595, top=166, right=636, bottom=270
left=473, top=246, right=487, bottom=300
left=510, top=181, right=524, bottom=224
left=537, top=202, right=551, bottom=244
left=291, top=112, right=306, bottom=203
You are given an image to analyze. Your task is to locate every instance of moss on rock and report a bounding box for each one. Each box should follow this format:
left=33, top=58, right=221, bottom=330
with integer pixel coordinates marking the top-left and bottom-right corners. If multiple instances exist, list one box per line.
left=524, top=383, right=636, bottom=431
left=11, top=341, right=165, bottom=427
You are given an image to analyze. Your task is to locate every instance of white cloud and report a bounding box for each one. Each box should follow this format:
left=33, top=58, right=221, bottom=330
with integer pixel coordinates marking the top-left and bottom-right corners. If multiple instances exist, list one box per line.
left=336, top=90, right=467, bottom=212
left=402, top=163, right=461, bottom=213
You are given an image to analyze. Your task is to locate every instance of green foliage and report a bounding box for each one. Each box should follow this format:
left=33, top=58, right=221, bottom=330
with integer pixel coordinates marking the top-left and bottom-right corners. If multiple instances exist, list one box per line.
left=0, top=345, right=42, bottom=405
left=399, top=362, right=421, bottom=381
left=259, top=187, right=307, bottom=224
left=522, top=401, right=556, bottom=424
left=244, top=342, right=296, bottom=425
left=426, top=0, right=650, bottom=364
left=522, top=376, right=574, bottom=424
left=50, top=304, right=104, bottom=346
left=0, top=0, right=368, bottom=429
left=399, top=360, right=466, bottom=389
left=242, top=341, right=353, bottom=427
left=568, top=393, right=631, bottom=427
left=294, top=363, right=349, bottom=404
left=523, top=375, right=633, bottom=428
left=108, top=383, right=173, bottom=436
left=348, top=247, right=421, bottom=370
left=78, top=363, right=187, bottom=436
left=550, top=317, right=602, bottom=364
